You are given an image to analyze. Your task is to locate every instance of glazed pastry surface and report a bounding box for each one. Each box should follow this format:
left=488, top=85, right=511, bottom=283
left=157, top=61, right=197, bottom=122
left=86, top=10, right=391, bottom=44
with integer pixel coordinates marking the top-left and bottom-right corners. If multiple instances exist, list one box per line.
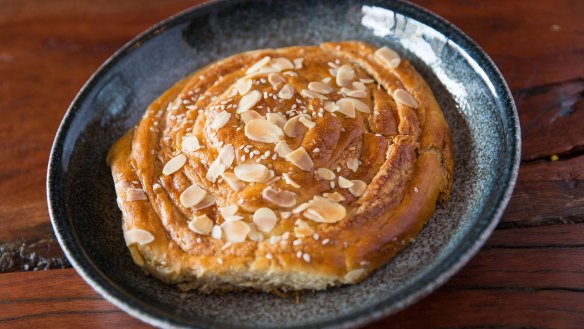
left=107, top=41, right=453, bottom=292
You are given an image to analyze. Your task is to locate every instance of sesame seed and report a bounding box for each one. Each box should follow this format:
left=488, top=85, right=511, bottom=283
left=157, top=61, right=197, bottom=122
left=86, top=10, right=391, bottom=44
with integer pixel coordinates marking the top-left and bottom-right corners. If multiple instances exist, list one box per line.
left=303, top=253, right=311, bottom=262
left=296, top=251, right=303, bottom=258
left=322, top=239, right=330, bottom=245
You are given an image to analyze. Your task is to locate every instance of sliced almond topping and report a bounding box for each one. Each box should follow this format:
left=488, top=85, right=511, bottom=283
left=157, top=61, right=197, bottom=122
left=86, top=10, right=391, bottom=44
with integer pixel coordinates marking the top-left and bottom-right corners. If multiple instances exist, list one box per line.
left=347, top=98, right=371, bottom=113
left=270, top=57, right=294, bottom=71
left=374, top=46, right=401, bottom=69
left=211, top=225, right=222, bottom=239
left=268, top=73, right=286, bottom=89
left=292, top=202, right=310, bottom=214
left=206, top=158, right=225, bottom=182
left=180, top=184, right=207, bottom=208
left=126, top=188, right=147, bottom=201
left=323, top=191, right=346, bottom=202
left=162, top=154, right=187, bottom=175
left=303, top=196, right=346, bottom=223
left=298, top=116, right=316, bottom=129
left=247, top=225, right=262, bottom=242
left=221, top=221, right=250, bottom=243
left=336, top=64, right=355, bottom=87
left=335, top=98, right=356, bottom=118
left=393, top=89, right=419, bottom=108
left=193, top=194, right=216, bottom=210
left=300, top=89, right=328, bottom=100
left=324, top=101, right=339, bottom=113
left=280, top=211, right=292, bottom=219
left=218, top=144, right=235, bottom=168
left=345, top=89, right=368, bottom=98
left=246, top=56, right=271, bottom=74
left=274, top=140, right=293, bottom=158
left=221, top=172, right=245, bottom=192
left=223, top=215, right=244, bottom=222
left=308, top=81, right=333, bottom=94
left=283, top=115, right=309, bottom=137
left=278, top=83, right=295, bottom=99
left=258, top=65, right=281, bottom=74
left=338, top=176, right=354, bottom=188
left=316, top=168, right=335, bottom=180
left=234, top=163, right=269, bottom=182
left=282, top=172, right=301, bottom=188
left=352, top=81, right=367, bottom=91
left=266, top=112, right=287, bottom=128
left=219, top=205, right=239, bottom=217
left=293, top=58, right=304, bottom=69
left=211, top=111, right=231, bottom=129
left=349, top=180, right=367, bottom=197
left=237, top=90, right=262, bottom=113
left=124, top=228, right=154, bottom=246
left=253, top=208, right=278, bottom=232
left=286, top=147, right=313, bottom=171
left=234, top=78, right=253, bottom=95
left=262, top=186, right=297, bottom=207
left=245, top=119, right=284, bottom=143
left=188, top=215, right=213, bottom=235
left=181, top=136, right=200, bottom=153
left=347, top=158, right=359, bottom=172
left=360, top=78, right=374, bottom=83
left=345, top=268, right=366, bottom=282
left=294, top=219, right=315, bottom=237
left=240, top=109, right=263, bottom=124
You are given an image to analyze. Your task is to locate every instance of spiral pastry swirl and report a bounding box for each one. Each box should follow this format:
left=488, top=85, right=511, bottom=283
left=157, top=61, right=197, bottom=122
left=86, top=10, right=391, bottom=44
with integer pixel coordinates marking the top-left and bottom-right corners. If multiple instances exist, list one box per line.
left=108, top=41, right=453, bottom=292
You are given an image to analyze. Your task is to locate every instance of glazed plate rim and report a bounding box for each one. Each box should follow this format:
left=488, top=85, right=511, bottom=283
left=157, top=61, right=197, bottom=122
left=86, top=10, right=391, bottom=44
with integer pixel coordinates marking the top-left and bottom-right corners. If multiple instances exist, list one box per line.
left=47, top=0, right=521, bottom=328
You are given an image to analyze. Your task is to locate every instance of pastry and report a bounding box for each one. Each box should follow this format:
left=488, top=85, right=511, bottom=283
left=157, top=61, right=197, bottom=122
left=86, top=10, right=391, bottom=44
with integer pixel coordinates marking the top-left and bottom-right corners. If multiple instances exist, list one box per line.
left=107, top=41, right=453, bottom=292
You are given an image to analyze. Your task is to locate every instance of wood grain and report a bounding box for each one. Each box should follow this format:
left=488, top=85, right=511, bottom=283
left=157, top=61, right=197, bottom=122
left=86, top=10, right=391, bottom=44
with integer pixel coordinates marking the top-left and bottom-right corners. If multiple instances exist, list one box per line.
left=0, top=0, right=583, bottom=328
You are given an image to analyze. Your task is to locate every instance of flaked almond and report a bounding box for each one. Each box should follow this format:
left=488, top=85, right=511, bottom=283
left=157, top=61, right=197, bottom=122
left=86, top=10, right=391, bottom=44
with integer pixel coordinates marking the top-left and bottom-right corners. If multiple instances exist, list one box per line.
left=188, top=215, right=213, bottom=235
left=181, top=136, right=200, bottom=153
left=163, top=154, right=187, bottom=175
left=258, top=65, right=280, bottom=74
left=223, top=215, right=244, bottom=222
left=323, top=191, right=346, bottom=202
left=266, top=112, right=286, bottom=128
left=246, top=56, right=271, bottom=74
left=240, top=110, right=263, bottom=124
left=262, top=186, right=297, bottom=207
left=278, top=83, right=295, bottom=99
left=237, top=90, right=262, bottom=113
left=393, top=89, right=419, bottom=108
left=349, top=179, right=367, bottom=197
left=124, top=228, right=154, bottom=246
left=352, top=81, right=367, bottom=91
left=336, top=64, right=355, bottom=87
left=206, top=158, right=225, bottom=182
left=286, top=147, right=313, bottom=171
left=292, top=202, right=310, bottom=214
left=345, top=89, right=368, bottom=98
left=316, top=168, right=335, bottom=180
left=294, top=219, right=315, bottom=237
left=347, top=158, right=359, bottom=172
left=268, top=73, right=286, bottom=89
left=126, top=188, right=147, bottom=201
left=218, top=144, right=235, bottom=168
left=245, top=119, right=284, bottom=143
left=324, top=101, right=339, bottom=113
left=298, top=116, right=316, bottom=129
left=221, top=221, right=250, bottom=243
left=308, top=81, right=333, bottom=94
left=274, top=140, right=293, bottom=158
left=211, top=111, right=231, bottom=129
left=338, top=176, right=354, bottom=188
left=253, top=208, right=278, bottom=232
left=346, top=97, right=370, bottom=113
left=247, top=225, right=262, bottom=242
left=303, top=196, right=346, bottom=223
left=235, top=78, right=253, bottom=95
left=283, top=115, right=309, bottom=137
left=374, top=46, right=401, bottom=69
left=234, top=163, right=269, bottom=182
left=345, top=268, right=366, bottom=282
left=336, top=98, right=356, bottom=118
left=270, top=57, right=294, bottom=71
left=282, top=172, right=301, bottom=188
left=300, top=89, right=328, bottom=100
left=293, top=58, right=304, bottom=69
left=193, top=194, right=216, bottom=210
left=221, top=172, right=245, bottom=192
left=180, top=184, right=207, bottom=208
left=219, top=205, right=239, bottom=217
left=211, top=225, right=222, bottom=239
left=280, top=211, right=292, bottom=219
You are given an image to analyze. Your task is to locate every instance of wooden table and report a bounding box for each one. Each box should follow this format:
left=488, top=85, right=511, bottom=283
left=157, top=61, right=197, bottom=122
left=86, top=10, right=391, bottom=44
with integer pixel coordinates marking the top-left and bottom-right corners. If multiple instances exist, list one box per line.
left=1, top=0, right=582, bottom=328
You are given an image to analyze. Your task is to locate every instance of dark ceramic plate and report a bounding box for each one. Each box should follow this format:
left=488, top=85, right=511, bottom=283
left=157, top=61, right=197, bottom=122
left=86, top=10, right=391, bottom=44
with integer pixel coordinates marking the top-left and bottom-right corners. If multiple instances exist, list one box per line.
left=47, top=0, right=520, bottom=328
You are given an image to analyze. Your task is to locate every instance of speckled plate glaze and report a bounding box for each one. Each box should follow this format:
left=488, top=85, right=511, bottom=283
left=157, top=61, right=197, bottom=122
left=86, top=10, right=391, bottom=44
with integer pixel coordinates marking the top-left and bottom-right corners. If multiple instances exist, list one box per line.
left=47, top=0, right=520, bottom=328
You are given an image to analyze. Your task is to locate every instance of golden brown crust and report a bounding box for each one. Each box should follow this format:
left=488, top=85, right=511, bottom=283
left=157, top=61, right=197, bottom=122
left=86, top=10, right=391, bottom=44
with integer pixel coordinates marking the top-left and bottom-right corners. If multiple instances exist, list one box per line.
left=107, top=41, right=453, bottom=292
